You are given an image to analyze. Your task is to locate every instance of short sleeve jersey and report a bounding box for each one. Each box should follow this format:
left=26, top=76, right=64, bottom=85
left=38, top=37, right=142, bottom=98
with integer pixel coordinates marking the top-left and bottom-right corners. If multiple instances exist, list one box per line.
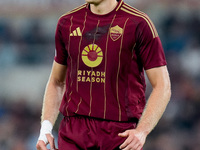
left=55, top=0, right=167, bottom=122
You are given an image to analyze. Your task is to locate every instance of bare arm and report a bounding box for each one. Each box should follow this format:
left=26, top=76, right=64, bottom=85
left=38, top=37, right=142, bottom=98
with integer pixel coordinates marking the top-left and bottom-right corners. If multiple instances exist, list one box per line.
left=36, top=61, right=67, bottom=150
left=136, top=65, right=171, bottom=135
left=41, top=61, right=67, bottom=124
left=119, top=66, right=171, bottom=150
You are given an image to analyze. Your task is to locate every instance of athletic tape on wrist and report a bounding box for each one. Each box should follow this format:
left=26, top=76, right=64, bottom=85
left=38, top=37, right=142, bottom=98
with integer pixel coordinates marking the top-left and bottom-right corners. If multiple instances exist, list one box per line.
left=38, top=120, right=53, bottom=144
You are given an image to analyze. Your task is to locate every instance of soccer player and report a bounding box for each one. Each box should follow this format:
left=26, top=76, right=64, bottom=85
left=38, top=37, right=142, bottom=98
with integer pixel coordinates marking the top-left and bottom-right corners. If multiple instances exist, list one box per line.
left=36, top=0, right=171, bottom=150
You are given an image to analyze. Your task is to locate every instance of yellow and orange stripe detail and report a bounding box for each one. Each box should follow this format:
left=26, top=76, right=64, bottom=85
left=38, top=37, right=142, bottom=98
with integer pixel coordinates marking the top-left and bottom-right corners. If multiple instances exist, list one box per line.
left=76, top=12, right=87, bottom=92
left=60, top=4, right=87, bottom=18
left=75, top=12, right=88, bottom=114
left=75, top=97, right=83, bottom=113
left=65, top=16, right=73, bottom=116
left=116, top=18, right=129, bottom=121
left=116, top=0, right=123, bottom=11
left=88, top=20, right=100, bottom=117
left=103, top=14, right=116, bottom=119
left=120, top=3, right=158, bottom=38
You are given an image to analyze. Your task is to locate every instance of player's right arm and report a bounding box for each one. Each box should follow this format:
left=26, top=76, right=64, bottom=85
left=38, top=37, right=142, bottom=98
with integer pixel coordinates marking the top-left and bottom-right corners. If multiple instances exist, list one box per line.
left=36, top=61, right=67, bottom=150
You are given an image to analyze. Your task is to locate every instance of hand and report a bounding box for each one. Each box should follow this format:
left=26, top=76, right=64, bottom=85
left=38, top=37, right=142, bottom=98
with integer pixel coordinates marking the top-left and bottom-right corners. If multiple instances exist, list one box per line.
left=36, top=133, right=57, bottom=150
left=118, top=129, right=147, bottom=150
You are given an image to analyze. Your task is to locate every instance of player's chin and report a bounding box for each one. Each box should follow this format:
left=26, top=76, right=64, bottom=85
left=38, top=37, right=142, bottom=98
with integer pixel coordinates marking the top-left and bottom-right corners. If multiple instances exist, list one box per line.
left=85, top=0, right=102, bottom=4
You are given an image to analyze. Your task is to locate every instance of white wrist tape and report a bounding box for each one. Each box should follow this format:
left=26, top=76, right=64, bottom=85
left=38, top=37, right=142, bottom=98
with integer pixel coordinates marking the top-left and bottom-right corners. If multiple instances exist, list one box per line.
left=38, top=120, right=53, bottom=144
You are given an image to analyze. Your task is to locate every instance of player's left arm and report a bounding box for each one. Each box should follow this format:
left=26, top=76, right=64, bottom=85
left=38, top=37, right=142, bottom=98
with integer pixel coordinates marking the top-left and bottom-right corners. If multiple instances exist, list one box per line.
left=119, top=65, right=171, bottom=150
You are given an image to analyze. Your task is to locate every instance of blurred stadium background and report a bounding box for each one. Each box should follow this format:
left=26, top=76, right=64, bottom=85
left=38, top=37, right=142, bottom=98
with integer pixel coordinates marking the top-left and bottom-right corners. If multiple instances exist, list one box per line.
left=0, top=0, right=200, bottom=149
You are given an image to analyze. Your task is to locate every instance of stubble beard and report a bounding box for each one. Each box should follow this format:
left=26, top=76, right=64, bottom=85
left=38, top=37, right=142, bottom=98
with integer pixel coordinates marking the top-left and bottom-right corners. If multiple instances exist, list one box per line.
left=85, top=0, right=103, bottom=5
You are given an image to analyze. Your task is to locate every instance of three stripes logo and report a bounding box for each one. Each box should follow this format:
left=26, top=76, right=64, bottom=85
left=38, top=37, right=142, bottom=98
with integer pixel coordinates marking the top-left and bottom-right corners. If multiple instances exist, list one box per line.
left=70, top=27, right=82, bottom=36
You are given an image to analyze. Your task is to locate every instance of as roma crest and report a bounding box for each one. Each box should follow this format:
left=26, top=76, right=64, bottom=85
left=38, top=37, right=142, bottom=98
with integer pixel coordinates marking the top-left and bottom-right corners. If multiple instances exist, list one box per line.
left=110, top=25, right=123, bottom=41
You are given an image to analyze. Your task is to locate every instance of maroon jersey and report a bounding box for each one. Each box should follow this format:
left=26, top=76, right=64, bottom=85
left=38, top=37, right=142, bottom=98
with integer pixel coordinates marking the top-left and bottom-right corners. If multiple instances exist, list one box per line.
left=55, top=0, right=167, bottom=122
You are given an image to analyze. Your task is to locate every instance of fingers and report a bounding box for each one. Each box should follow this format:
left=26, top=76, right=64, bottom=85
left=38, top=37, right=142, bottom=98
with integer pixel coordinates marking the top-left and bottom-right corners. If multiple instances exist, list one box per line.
left=36, top=133, right=56, bottom=150
left=46, top=134, right=56, bottom=150
left=118, top=130, right=129, bottom=137
left=118, top=129, right=146, bottom=150
left=120, top=140, right=141, bottom=150
left=118, top=130, right=131, bottom=149
left=119, top=135, right=134, bottom=149
left=36, top=140, right=48, bottom=150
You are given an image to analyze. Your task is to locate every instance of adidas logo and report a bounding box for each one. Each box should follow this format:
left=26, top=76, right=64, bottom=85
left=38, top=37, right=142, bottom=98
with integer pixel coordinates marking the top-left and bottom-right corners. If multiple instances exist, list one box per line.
left=70, top=27, right=82, bottom=36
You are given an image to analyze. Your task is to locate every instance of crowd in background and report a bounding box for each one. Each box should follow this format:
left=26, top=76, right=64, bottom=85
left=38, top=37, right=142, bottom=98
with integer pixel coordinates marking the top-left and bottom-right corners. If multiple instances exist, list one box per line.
left=0, top=0, right=200, bottom=150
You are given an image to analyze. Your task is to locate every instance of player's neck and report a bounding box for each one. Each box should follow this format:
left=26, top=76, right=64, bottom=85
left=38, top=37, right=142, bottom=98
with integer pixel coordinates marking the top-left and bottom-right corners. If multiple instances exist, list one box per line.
left=90, top=0, right=118, bottom=15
